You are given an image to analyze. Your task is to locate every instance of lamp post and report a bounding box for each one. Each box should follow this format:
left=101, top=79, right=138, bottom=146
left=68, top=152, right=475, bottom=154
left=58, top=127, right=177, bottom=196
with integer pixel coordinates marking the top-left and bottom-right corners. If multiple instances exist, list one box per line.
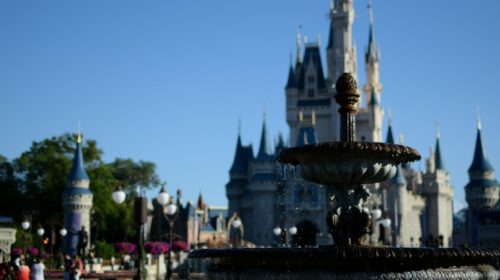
left=378, top=218, right=391, bottom=246
left=272, top=226, right=297, bottom=247
left=60, top=228, right=67, bottom=254
left=21, top=219, right=30, bottom=254
left=37, top=227, right=45, bottom=258
left=156, top=186, right=178, bottom=280
left=113, top=186, right=146, bottom=280
left=369, top=208, right=382, bottom=245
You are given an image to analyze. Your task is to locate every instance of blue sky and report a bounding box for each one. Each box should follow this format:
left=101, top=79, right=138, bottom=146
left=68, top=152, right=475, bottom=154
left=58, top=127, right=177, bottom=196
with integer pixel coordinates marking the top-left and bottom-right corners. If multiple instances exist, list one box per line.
left=1, top=0, right=499, bottom=211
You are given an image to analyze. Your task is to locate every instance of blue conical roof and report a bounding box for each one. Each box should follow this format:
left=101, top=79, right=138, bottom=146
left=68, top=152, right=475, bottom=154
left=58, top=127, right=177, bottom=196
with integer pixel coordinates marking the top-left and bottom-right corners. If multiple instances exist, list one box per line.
left=468, top=126, right=494, bottom=173
left=386, top=123, right=395, bottom=144
left=327, top=20, right=334, bottom=49
left=365, top=5, right=379, bottom=63
left=434, top=136, right=445, bottom=170
left=68, top=135, right=89, bottom=181
left=229, top=134, right=254, bottom=174
left=369, top=88, right=379, bottom=106
left=391, top=165, right=406, bottom=186
left=256, top=119, right=273, bottom=161
left=285, top=64, right=296, bottom=89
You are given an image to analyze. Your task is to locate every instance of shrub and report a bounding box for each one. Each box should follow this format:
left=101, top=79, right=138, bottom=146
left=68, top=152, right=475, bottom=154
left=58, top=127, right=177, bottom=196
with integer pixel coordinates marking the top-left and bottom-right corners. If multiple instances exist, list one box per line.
left=95, top=241, right=115, bottom=259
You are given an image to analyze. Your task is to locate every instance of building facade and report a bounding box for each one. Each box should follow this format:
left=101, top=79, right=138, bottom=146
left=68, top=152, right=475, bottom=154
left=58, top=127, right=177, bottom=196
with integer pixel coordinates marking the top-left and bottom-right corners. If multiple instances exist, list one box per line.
left=226, top=0, right=453, bottom=247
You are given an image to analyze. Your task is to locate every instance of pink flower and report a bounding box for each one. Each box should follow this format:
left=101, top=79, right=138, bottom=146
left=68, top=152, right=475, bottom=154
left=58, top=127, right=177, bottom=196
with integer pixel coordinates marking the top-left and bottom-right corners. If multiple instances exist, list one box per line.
left=144, top=242, right=169, bottom=255
left=115, top=242, right=137, bottom=254
left=171, top=240, right=189, bottom=252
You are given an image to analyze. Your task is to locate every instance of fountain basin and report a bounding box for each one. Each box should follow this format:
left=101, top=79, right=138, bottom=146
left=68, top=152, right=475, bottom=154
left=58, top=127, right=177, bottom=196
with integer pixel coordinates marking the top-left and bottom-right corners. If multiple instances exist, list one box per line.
left=189, top=247, right=500, bottom=279
left=277, top=142, right=420, bottom=185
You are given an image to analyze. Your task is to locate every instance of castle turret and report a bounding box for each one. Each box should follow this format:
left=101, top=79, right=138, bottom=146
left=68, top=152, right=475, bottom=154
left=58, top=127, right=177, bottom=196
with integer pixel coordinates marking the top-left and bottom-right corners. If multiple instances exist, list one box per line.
left=226, top=129, right=254, bottom=219
left=355, top=2, right=383, bottom=143
left=246, top=117, right=277, bottom=245
left=363, top=2, right=382, bottom=104
left=327, top=0, right=356, bottom=81
left=465, top=118, right=500, bottom=209
left=465, top=118, right=500, bottom=246
left=62, top=133, right=93, bottom=256
left=421, top=126, right=453, bottom=247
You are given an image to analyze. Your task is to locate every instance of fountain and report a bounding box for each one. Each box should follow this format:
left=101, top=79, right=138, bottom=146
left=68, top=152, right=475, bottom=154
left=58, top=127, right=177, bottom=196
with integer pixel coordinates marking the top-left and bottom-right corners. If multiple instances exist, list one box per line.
left=189, top=73, right=500, bottom=279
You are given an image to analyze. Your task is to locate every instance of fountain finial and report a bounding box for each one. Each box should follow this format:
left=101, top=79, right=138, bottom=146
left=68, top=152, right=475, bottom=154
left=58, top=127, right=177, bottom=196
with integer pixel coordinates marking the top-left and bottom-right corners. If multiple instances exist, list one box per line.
left=334, top=73, right=360, bottom=142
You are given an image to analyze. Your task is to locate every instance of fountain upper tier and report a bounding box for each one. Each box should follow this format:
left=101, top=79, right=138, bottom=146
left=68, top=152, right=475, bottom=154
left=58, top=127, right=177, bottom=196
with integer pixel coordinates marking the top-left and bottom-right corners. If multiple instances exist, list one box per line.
left=277, top=142, right=420, bottom=185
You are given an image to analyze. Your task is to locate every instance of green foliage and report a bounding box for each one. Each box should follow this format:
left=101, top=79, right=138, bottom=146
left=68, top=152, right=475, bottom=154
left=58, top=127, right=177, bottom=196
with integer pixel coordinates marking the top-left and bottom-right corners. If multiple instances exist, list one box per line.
left=95, top=240, right=116, bottom=259
left=0, top=133, right=160, bottom=245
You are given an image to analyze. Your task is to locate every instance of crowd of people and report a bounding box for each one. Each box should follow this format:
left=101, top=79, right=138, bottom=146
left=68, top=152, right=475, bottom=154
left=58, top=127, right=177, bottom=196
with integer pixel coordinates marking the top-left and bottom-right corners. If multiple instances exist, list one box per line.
left=0, top=254, right=84, bottom=280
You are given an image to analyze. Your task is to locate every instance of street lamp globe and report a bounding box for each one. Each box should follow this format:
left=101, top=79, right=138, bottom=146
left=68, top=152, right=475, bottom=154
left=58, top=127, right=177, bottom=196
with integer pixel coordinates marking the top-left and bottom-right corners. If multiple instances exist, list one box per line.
left=371, top=209, right=382, bottom=220
left=21, top=221, right=30, bottom=230
left=156, top=187, right=170, bottom=206
left=112, top=188, right=126, bottom=204
left=379, top=218, right=391, bottom=228
left=37, top=228, right=45, bottom=236
left=59, top=228, right=67, bottom=237
left=273, top=226, right=282, bottom=236
left=166, top=204, right=177, bottom=216
left=289, top=226, right=298, bottom=235
left=232, top=219, right=242, bottom=228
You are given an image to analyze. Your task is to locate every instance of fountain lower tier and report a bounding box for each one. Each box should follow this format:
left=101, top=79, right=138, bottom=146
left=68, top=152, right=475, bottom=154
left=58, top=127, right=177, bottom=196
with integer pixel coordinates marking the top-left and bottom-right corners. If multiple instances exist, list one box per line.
left=189, top=247, right=500, bottom=279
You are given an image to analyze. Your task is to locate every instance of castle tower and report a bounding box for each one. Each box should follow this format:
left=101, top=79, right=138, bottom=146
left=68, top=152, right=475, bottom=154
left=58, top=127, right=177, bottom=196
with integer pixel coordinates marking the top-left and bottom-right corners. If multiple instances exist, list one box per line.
left=465, top=118, right=500, bottom=245
left=286, top=39, right=330, bottom=145
left=327, top=0, right=357, bottom=83
left=225, top=128, right=254, bottom=219
left=326, top=0, right=357, bottom=142
left=355, top=3, right=383, bottom=143
left=62, top=133, right=93, bottom=256
left=363, top=2, right=382, bottom=105
left=246, top=117, right=277, bottom=245
left=420, top=127, right=454, bottom=247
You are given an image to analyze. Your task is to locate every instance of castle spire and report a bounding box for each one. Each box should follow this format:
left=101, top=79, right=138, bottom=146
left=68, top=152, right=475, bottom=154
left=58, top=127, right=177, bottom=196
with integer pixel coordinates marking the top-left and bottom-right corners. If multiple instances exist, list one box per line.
left=296, top=24, right=303, bottom=69
left=369, top=87, right=379, bottom=106
left=391, top=164, right=407, bottom=186
left=468, top=117, right=494, bottom=173
left=257, top=115, right=273, bottom=160
left=386, top=120, right=395, bottom=144
left=68, top=132, right=89, bottom=182
left=365, top=1, right=379, bottom=64
left=285, top=58, right=296, bottom=89
left=229, top=122, right=247, bottom=174
left=434, top=123, right=445, bottom=170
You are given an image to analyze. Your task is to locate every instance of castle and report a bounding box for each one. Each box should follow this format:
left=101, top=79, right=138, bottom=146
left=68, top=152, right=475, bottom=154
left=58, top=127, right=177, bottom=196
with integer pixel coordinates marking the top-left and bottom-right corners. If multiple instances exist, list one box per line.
left=225, top=0, right=454, bottom=247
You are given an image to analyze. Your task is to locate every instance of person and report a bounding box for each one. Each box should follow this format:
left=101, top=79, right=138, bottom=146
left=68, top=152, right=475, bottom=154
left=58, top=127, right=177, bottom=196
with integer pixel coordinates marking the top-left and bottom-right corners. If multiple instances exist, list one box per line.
left=63, top=255, right=73, bottom=280
left=16, top=260, right=29, bottom=280
left=74, top=256, right=84, bottom=277
left=12, top=254, right=23, bottom=272
left=30, top=258, right=45, bottom=280
left=77, top=227, right=88, bottom=260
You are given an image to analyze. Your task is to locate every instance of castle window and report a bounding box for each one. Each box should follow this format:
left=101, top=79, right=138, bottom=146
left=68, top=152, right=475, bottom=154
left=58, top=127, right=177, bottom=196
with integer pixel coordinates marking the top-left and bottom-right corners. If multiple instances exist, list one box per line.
left=293, top=184, right=304, bottom=204
left=361, top=136, right=366, bottom=142
left=308, top=185, right=319, bottom=207
left=308, top=76, right=315, bottom=83
left=308, top=89, right=315, bottom=98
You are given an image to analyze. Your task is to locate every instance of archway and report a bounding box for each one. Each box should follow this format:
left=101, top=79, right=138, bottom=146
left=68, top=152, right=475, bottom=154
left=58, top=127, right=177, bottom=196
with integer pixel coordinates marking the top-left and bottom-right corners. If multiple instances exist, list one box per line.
left=291, top=220, right=319, bottom=247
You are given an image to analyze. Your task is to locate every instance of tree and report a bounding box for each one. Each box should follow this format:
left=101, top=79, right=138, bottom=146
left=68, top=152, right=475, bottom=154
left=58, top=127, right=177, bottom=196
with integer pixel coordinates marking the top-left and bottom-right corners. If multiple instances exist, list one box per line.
left=0, top=133, right=161, bottom=244
left=0, top=155, right=22, bottom=219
